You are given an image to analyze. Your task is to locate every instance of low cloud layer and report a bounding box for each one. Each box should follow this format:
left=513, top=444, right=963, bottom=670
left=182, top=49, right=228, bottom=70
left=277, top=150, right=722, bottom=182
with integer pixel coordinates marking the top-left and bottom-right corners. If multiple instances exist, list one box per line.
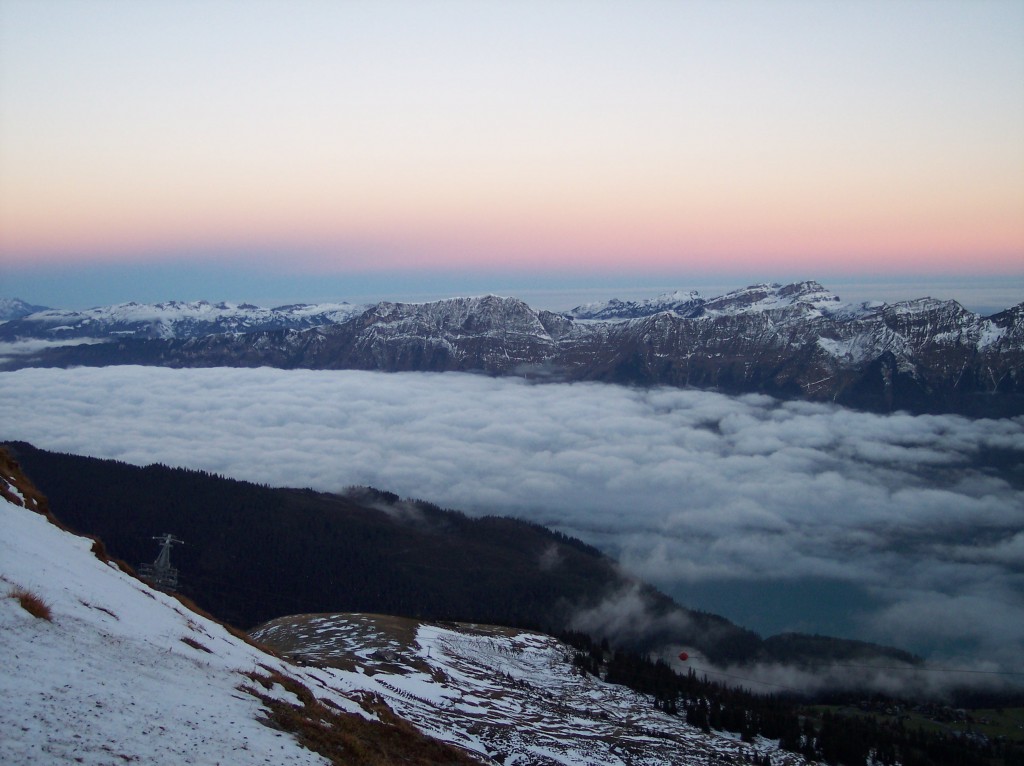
left=2, top=366, right=1021, bottom=673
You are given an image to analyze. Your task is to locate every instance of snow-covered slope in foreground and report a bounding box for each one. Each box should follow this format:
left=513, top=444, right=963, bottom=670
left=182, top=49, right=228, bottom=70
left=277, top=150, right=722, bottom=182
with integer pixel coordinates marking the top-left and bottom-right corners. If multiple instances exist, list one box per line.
left=0, top=478, right=484, bottom=765
left=0, top=475, right=808, bottom=764
left=0, top=495, right=345, bottom=765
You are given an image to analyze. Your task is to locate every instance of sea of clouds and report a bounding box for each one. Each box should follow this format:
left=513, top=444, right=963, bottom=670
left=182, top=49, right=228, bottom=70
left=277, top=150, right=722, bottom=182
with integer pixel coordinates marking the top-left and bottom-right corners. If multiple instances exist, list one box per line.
left=2, top=366, right=1022, bottom=675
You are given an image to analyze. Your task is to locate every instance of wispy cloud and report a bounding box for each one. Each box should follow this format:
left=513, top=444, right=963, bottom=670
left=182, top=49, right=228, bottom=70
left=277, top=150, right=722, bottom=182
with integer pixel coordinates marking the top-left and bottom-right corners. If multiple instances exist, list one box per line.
left=0, top=338, right=108, bottom=362
left=1, top=367, right=1021, bottom=670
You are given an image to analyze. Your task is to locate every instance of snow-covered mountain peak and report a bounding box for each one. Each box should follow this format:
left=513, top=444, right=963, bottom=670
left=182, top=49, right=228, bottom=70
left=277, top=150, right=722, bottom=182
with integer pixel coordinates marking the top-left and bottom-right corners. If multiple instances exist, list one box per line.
left=0, top=298, right=50, bottom=322
left=368, top=294, right=550, bottom=338
left=703, top=280, right=844, bottom=318
left=568, top=281, right=850, bottom=322
left=882, top=296, right=970, bottom=318
left=568, top=289, right=706, bottom=321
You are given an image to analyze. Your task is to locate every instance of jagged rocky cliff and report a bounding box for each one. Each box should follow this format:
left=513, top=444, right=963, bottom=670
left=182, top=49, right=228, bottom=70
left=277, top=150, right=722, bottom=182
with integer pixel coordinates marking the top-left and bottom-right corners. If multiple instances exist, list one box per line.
left=3, top=282, right=1021, bottom=416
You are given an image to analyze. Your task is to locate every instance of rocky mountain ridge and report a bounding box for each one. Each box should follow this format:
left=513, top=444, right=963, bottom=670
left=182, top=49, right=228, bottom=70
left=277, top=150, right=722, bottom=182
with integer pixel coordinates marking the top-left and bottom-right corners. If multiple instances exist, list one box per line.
left=567, top=280, right=845, bottom=321
left=0, top=298, right=363, bottom=340
left=3, top=281, right=1021, bottom=416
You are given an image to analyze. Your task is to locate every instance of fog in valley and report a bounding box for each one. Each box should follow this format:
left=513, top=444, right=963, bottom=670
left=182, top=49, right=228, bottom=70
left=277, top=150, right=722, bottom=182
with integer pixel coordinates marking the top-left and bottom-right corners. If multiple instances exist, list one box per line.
left=3, top=366, right=1021, bottom=678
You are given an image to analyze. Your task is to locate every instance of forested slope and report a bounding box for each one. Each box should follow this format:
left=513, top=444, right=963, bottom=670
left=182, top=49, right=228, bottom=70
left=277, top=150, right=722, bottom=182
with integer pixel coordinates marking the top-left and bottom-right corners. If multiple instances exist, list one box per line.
left=7, top=440, right=917, bottom=671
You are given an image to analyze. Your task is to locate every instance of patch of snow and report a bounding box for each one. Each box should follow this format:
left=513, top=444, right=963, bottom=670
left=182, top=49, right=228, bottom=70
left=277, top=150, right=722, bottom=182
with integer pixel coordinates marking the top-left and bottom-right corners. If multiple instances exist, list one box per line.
left=255, top=613, right=810, bottom=765
left=816, top=335, right=883, bottom=365
left=977, top=321, right=1007, bottom=349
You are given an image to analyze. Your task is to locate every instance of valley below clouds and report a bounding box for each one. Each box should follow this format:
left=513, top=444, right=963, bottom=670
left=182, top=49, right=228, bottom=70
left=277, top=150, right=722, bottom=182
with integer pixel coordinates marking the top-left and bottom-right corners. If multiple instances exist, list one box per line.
left=3, top=366, right=1022, bottom=672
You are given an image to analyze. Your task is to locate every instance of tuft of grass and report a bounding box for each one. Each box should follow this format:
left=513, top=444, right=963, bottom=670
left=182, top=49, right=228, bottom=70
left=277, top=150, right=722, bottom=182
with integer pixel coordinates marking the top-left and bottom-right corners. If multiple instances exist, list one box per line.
left=0, top=447, right=58, bottom=519
left=88, top=537, right=136, bottom=574
left=9, top=586, right=53, bottom=621
left=180, top=636, right=213, bottom=654
left=78, top=599, right=120, bottom=620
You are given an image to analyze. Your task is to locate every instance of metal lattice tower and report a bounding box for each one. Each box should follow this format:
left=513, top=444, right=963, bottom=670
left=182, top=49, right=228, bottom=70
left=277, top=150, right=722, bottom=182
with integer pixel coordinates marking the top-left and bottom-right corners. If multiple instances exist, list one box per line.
left=138, top=533, right=183, bottom=591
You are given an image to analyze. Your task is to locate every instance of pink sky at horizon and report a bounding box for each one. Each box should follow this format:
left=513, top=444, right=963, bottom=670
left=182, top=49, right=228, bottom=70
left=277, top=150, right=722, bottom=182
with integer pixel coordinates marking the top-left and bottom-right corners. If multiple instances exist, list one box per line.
left=1, top=1, right=1022, bottom=283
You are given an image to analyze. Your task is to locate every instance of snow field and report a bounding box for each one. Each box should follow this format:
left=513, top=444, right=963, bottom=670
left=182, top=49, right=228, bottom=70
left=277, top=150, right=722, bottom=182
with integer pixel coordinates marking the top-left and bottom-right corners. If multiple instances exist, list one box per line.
left=0, top=497, right=341, bottom=765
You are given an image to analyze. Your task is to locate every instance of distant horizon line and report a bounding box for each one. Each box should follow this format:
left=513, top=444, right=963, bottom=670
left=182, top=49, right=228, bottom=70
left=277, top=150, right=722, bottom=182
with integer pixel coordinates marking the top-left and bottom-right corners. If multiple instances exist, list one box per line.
left=4, top=274, right=1022, bottom=318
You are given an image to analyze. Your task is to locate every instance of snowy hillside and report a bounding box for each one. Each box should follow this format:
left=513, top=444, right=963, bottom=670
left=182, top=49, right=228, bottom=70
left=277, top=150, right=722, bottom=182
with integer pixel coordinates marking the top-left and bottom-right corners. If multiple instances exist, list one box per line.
left=253, top=613, right=806, bottom=765
left=1, top=495, right=339, bottom=764
left=0, top=456, right=809, bottom=765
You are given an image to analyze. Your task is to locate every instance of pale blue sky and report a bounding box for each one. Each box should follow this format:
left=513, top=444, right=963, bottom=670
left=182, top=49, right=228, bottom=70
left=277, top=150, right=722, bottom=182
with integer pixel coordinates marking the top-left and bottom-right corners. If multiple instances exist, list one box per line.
left=1, top=0, right=1022, bottom=307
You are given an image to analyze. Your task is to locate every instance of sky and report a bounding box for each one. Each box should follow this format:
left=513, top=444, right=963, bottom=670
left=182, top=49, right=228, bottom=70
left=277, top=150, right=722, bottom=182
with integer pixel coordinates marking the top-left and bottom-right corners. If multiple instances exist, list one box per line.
left=1, top=0, right=1023, bottom=310
left=2, top=366, right=1022, bottom=674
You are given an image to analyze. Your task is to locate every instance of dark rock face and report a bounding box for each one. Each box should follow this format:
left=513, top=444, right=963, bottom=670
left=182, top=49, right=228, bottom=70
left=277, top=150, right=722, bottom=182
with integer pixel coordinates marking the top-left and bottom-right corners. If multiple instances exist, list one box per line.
left=5, top=282, right=1022, bottom=417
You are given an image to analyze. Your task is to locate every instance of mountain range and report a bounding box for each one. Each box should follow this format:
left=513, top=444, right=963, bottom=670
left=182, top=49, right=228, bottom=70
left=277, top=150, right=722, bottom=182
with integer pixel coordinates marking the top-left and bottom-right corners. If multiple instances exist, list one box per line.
left=3, top=281, right=1021, bottom=417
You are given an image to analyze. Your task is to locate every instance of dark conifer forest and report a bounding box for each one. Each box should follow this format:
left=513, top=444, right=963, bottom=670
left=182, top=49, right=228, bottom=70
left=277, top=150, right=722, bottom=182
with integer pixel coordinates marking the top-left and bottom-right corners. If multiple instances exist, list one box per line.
left=560, top=631, right=1024, bottom=766
left=6, top=441, right=759, bottom=661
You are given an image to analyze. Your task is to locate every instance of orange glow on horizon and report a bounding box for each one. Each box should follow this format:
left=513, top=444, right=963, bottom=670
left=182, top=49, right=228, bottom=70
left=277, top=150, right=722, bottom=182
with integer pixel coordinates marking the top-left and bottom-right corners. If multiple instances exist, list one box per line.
left=4, top=151, right=1021, bottom=275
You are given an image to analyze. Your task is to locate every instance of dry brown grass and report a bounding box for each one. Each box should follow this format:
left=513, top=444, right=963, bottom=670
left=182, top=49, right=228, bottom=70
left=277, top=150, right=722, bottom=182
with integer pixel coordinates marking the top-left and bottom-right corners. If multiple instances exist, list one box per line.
left=78, top=599, right=120, bottom=620
left=180, top=636, right=213, bottom=654
left=0, top=447, right=53, bottom=516
left=87, top=537, right=135, bottom=573
left=240, top=669, right=483, bottom=765
left=9, top=586, right=53, bottom=621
